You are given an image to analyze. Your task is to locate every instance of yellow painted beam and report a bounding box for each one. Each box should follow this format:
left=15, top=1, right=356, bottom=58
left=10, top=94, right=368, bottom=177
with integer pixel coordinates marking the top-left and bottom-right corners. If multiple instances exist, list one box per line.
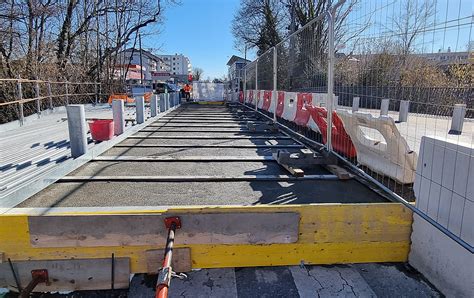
left=0, top=203, right=413, bottom=272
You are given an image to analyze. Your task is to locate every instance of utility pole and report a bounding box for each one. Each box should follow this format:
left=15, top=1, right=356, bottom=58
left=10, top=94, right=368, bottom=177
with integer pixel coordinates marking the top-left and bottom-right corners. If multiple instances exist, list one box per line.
left=139, top=33, right=144, bottom=87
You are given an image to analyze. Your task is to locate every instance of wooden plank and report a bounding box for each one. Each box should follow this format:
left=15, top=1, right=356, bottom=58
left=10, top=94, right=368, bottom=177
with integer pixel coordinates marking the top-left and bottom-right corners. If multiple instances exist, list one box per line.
left=0, top=204, right=412, bottom=274
left=145, top=248, right=191, bottom=273
left=324, top=165, right=354, bottom=180
left=93, top=156, right=274, bottom=162
left=57, top=174, right=338, bottom=182
left=113, top=144, right=304, bottom=148
left=28, top=212, right=300, bottom=248
left=0, top=258, right=129, bottom=291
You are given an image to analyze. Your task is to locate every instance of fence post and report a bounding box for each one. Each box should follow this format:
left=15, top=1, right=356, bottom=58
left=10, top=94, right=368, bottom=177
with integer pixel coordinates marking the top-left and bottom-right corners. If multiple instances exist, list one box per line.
left=135, top=96, right=145, bottom=124
left=449, top=104, right=466, bottom=135
left=17, top=77, right=24, bottom=126
left=112, top=99, right=125, bottom=135
left=47, top=81, right=53, bottom=110
left=326, top=9, right=335, bottom=151
left=34, top=79, right=41, bottom=118
left=380, top=98, right=389, bottom=116
left=273, top=47, right=278, bottom=122
left=151, top=94, right=158, bottom=117
left=398, top=100, right=410, bottom=122
left=352, top=97, right=360, bottom=112
left=65, top=81, right=69, bottom=105
left=255, top=58, right=258, bottom=111
left=66, top=105, right=88, bottom=158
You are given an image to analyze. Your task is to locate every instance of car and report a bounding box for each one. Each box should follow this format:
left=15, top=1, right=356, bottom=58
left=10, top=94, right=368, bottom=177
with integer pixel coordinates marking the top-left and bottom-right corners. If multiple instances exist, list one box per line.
left=154, top=82, right=176, bottom=94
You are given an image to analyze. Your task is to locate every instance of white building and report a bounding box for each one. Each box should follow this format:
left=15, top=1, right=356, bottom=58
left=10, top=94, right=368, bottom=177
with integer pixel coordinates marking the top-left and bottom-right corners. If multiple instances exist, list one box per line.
left=117, top=48, right=168, bottom=83
left=117, top=49, right=192, bottom=83
left=155, top=54, right=192, bottom=83
left=227, top=55, right=250, bottom=92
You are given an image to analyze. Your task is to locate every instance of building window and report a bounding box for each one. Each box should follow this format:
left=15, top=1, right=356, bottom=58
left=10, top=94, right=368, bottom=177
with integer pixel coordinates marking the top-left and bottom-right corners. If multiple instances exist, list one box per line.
left=173, top=67, right=175, bottom=70
left=173, top=57, right=176, bottom=60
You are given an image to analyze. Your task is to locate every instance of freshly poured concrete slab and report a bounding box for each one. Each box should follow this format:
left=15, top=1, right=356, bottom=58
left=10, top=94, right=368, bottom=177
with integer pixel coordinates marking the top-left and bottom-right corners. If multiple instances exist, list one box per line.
left=18, top=179, right=387, bottom=207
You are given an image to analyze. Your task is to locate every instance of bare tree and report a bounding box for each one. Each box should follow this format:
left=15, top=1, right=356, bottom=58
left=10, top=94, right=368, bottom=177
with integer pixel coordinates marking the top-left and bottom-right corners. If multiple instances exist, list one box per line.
left=193, top=67, right=204, bottom=81
left=232, top=0, right=287, bottom=55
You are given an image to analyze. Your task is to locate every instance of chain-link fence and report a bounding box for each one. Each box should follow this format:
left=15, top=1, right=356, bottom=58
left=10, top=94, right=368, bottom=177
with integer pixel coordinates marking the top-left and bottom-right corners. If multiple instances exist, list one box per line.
left=241, top=0, right=473, bottom=252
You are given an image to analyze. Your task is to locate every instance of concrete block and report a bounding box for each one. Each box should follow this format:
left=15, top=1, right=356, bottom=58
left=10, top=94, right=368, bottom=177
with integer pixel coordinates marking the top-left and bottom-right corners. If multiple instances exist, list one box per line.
left=426, top=182, right=441, bottom=218
left=135, top=96, right=145, bottom=124
left=150, top=95, right=158, bottom=117
left=437, top=187, right=453, bottom=227
left=66, top=105, right=87, bottom=158
left=453, top=149, right=471, bottom=198
left=380, top=98, right=390, bottom=116
left=409, top=214, right=473, bottom=297
left=352, top=97, right=360, bottom=112
left=448, top=193, right=465, bottom=236
left=159, top=94, right=165, bottom=112
left=112, top=100, right=125, bottom=135
left=398, top=100, right=409, bottom=122
left=460, top=199, right=474, bottom=246
left=449, top=104, right=466, bottom=135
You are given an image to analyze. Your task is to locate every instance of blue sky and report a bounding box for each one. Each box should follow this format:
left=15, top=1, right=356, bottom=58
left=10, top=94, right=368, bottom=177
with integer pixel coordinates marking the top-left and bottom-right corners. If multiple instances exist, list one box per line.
left=143, top=0, right=244, bottom=80
left=142, top=0, right=472, bottom=80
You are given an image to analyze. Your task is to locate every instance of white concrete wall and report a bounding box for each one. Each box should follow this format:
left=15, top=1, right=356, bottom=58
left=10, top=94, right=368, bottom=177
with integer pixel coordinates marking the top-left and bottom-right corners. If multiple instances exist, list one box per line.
left=410, top=136, right=473, bottom=297
left=409, top=214, right=474, bottom=297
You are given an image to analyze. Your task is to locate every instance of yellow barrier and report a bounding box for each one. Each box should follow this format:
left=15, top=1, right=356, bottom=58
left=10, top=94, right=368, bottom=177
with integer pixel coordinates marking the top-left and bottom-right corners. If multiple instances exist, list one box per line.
left=0, top=203, right=412, bottom=273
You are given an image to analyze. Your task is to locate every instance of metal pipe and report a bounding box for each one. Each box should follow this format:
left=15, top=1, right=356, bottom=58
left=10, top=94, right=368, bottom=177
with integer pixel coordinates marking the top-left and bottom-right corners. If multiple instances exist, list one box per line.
left=326, top=8, right=335, bottom=152
left=243, top=45, right=247, bottom=105
left=272, top=48, right=278, bottom=122
left=156, top=217, right=181, bottom=298
left=255, top=58, right=258, bottom=111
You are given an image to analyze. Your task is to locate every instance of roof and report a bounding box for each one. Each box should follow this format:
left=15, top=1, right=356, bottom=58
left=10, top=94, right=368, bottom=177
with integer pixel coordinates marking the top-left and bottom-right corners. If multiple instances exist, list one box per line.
left=226, top=55, right=251, bottom=66
left=121, top=48, right=164, bottom=63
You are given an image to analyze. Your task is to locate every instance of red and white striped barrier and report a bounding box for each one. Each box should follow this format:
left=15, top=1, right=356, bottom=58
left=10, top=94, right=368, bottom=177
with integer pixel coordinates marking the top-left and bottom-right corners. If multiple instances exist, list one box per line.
left=262, top=90, right=272, bottom=111
left=306, top=106, right=357, bottom=158
left=338, top=110, right=417, bottom=183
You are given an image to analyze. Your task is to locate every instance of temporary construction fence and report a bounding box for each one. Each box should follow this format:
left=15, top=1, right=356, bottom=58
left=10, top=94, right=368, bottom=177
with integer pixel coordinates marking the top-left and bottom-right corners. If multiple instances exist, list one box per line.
left=239, top=0, right=473, bottom=252
left=192, top=82, right=225, bottom=101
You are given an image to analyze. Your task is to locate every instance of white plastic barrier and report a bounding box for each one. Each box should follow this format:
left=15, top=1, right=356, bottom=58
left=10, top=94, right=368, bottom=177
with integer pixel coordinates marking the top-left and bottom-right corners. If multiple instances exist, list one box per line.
left=281, top=92, right=298, bottom=121
left=338, top=110, right=417, bottom=184
left=192, top=82, right=224, bottom=101
left=257, top=90, right=264, bottom=109
left=268, top=91, right=275, bottom=113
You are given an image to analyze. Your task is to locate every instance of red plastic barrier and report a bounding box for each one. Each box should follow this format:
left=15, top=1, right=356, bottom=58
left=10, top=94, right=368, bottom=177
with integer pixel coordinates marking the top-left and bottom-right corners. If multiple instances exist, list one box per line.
left=294, top=93, right=313, bottom=126
left=306, top=106, right=357, bottom=158
left=89, top=119, right=114, bottom=141
left=276, top=91, right=285, bottom=117
left=262, top=91, right=272, bottom=111
left=239, top=91, right=244, bottom=103
left=247, top=90, right=254, bottom=104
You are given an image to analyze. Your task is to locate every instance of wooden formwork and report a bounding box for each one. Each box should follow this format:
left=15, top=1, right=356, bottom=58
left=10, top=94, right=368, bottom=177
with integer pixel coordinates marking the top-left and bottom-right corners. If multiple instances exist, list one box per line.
left=0, top=203, right=412, bottom=291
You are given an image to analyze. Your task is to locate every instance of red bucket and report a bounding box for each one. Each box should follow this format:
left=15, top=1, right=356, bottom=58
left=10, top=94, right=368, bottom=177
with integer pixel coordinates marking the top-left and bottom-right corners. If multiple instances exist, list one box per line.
left=89, top=119, right=114, bottom=141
